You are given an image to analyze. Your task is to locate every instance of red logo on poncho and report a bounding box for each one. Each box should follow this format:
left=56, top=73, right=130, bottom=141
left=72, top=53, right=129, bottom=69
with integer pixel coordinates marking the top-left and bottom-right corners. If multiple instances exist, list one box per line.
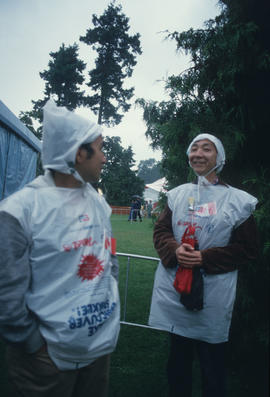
left=77, top=255, right=104, bottom=281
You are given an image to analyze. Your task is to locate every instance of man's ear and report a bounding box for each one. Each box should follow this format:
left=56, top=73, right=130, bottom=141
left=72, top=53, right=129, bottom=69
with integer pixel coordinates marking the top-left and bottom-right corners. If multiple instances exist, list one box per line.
left=75, top=147, right=86, bottom=165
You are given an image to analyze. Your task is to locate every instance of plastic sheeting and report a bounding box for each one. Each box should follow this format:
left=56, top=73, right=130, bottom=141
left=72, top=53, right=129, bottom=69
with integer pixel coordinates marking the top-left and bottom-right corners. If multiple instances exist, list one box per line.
left=0, top=124, right=38, bottom=200
left=0, top=100, right=41, bottom=200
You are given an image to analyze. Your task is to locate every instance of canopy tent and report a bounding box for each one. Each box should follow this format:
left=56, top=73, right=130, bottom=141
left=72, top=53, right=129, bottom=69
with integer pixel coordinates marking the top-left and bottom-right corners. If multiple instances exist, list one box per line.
left=0, top=100, right=42, bottom=200
left=143, top=177, right=167, bottom=202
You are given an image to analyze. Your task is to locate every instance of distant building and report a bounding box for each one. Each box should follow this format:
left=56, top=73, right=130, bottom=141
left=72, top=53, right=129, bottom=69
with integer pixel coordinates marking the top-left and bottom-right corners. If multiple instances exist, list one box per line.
left=0, top=100, right=41, bottom=200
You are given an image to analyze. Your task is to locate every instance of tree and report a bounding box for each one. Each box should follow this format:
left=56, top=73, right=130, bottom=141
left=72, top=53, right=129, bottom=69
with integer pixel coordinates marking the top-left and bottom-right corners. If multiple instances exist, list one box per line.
left=20, top=43, right=86, bottom=130
left=40, top=43, right=86, bottom=109
left=137, top=158, right=162, bottom=184
left=100, top=136, right=144, bottom=205
left=19, top=111, right=41, bottom=139
left=35, top=43, right=86, bottom=119
left=136, top=97, right=205, bottom=188
left=19, top=111, right=43, bottom=176
left=138, top=0, right=270, bottom=186
left=19, top=42, right=87, bottom=178
left=80, top=1, right=142, bottom=126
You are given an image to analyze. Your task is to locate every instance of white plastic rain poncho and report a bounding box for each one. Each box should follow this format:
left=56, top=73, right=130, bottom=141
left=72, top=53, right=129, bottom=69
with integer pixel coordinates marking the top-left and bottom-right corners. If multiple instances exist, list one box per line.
left=0, top=100, right=120, bottom=369
left=148, top=134, right=258, bottom=343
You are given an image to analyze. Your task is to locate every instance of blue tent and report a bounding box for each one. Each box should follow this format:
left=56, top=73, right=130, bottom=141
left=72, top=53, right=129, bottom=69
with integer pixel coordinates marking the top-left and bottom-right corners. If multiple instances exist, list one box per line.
left=0, top=100, right=42, bottom=200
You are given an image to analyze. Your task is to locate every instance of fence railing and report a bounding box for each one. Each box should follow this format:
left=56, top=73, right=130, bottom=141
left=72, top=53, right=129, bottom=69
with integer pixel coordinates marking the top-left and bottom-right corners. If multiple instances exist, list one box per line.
left=117, top=252, right=164, bottom=331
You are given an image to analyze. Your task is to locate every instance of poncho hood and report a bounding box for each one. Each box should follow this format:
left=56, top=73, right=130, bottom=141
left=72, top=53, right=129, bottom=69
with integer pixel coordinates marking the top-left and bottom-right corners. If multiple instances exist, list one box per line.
left=186, top=133, right=226, bottom=174
left=42, top=99, right=102, bottom=175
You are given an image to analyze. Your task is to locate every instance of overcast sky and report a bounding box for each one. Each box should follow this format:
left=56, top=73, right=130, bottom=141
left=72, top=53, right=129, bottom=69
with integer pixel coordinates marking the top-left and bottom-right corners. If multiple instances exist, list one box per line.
left=0, top=0, right=220, bottom=165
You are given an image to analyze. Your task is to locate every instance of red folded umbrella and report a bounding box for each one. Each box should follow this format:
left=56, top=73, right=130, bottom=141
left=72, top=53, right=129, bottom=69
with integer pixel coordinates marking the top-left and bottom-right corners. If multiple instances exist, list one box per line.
left=174, top=225, right=198, bottom=295
left=174, top=266, right=193, bottom=294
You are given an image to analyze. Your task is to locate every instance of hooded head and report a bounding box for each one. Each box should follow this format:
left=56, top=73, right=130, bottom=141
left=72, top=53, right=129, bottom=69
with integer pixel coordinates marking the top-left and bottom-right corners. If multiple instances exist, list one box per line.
left=42, top=99, right=103, bottom=178
left=186, top=133, right=226, bottom=176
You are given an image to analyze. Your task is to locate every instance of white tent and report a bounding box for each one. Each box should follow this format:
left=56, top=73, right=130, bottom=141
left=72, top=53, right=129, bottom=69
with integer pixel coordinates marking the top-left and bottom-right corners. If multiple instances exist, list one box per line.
left=143, top=177, right=167, bottom=202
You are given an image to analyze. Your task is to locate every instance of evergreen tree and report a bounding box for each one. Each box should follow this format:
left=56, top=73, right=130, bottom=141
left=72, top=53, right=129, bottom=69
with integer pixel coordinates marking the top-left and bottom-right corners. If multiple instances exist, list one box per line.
left=19, top=111, right=41, bottom=139
left=137, top=158, right=162, bottom=184
left=20, top=43, right=86, bottom=128
left=101, top=136, right=144, bottom=205
left=39, top=43, right=86, bottom=110
left=18, top=111, right=43, bottom=176
left=138, top=0, right=270, bottom=186
left=80, top=1, right=142, bottom=126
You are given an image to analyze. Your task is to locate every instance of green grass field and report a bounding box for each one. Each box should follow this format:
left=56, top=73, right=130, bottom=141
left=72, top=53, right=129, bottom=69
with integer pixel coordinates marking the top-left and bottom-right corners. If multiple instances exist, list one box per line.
left=109, top=215, right=170, bottom=397
left=0, top=214, right=244, bottom=396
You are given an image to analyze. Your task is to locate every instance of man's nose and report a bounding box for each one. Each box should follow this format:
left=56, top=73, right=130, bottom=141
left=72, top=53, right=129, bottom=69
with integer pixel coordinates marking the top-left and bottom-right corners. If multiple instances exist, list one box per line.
left=194, top=148, right=203, bottom=156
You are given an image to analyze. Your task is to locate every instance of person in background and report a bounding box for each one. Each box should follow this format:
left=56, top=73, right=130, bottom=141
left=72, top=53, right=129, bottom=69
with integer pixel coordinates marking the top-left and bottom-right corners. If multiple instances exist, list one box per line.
left=0, top=99, right=120, bottom=397
left=149, top=133, right=259, bottom=397
left=147, top=200, right=153, bottom=218
left=128, top=199, right=137, bottom=221
left=141, top=202, right=145, bottom=218
left=134, top=197, right=142, bottom=222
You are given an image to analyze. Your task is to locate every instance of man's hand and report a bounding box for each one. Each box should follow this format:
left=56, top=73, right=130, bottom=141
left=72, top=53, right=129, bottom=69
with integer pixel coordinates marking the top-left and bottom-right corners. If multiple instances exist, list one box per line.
left=176, top=243, right=202, bottom=268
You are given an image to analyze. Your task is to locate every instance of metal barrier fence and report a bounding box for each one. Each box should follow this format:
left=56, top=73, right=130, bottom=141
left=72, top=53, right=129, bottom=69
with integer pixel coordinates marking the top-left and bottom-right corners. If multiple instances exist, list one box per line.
left=117, top=252, right=164, bottom=331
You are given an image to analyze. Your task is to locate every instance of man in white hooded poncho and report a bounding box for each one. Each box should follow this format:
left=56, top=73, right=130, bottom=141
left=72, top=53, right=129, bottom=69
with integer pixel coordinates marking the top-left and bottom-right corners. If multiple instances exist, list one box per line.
left=148, top=133, right=259, bottom=397
left=0, top=100, right=120, bottom=397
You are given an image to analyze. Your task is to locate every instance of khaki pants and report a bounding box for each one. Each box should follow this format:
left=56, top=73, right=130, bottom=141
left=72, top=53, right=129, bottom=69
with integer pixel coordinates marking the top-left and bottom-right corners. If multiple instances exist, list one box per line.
left=6, top=345, right=110, bottom=397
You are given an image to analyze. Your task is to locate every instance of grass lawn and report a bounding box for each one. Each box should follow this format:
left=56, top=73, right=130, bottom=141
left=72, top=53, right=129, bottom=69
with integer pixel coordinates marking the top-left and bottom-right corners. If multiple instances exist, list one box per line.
left=109, top=214, right=170, bottom=397
left=111, top=213, right=157, bottom=257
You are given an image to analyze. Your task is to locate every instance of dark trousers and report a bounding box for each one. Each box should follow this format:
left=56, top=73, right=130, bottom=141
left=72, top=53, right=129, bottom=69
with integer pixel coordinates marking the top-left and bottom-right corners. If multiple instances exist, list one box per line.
left=167, top=333, right=227, bottom=397
left=6, top=345, right=110, bottom=397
